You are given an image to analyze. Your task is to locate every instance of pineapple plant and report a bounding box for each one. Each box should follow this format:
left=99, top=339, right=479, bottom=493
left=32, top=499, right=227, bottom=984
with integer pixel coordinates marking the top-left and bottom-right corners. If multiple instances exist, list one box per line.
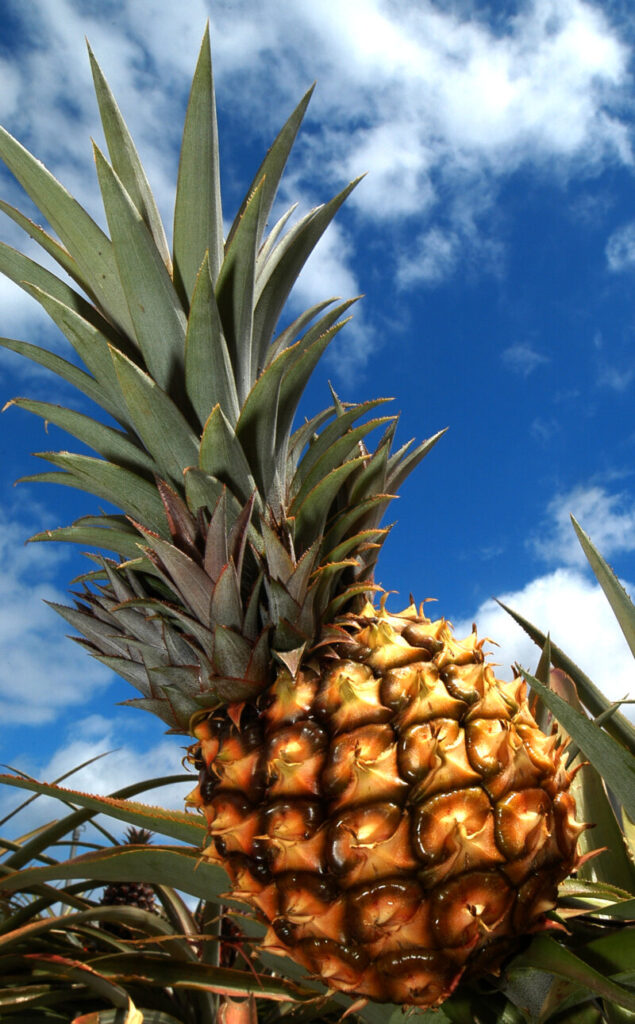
left=0, top=26, right=590, bottom=1009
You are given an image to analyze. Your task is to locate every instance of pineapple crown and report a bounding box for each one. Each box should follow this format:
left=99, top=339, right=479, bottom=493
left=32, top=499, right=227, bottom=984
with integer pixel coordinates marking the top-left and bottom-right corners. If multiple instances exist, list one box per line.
left=120, top=827, right=153, bottom=846
left=0, top=26, right=442, bottom=732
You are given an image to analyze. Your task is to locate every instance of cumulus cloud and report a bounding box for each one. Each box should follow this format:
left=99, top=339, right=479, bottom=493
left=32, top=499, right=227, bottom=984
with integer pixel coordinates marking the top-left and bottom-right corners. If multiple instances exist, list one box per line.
left=532, top=484, right=635, bottom=566
left=0, top=0, right=631, bottom=307
left=0, top=506, right=114, bottom=728
left=0, top=713, right=190, bottom=841
left=451, top=482, right=635, bottom=720
left=454, top=566, right=634, bottom=719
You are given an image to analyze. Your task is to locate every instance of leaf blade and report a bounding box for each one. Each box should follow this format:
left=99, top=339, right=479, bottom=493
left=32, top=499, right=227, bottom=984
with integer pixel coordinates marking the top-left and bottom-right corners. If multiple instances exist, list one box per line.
left=519, top=667, right=635, bottom=820
left=111, top=347, right=199, bottom=487
left=94, top=144, right=187, bottom=391
left=173, top=24, right=224, bottom=297
left=88, top=43, right=170, bottom=269
left=0, top=124, right=133, bottom=333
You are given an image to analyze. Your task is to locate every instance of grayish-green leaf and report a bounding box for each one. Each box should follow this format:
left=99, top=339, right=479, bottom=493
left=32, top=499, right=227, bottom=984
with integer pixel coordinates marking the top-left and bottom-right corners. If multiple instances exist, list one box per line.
left=252, top=179, right=362, bottom=369
left=0, top=198, right=85, bottom=287
left=226, top=84, right=314, bottom=256
left=29, top=519, right=145, bottom=560
left=0, top=240, right=109, bottom=330
left=94, top=144, right=187, bottom=391
left=185, top=252, right=240, bottom=427
left=215, top=178, right=263, bottom=404
left=520, top=667, right=635, bottom=819
left=199, top=405, right=258, bottom=506
left=293, top=457, right=366, bottom=548
left=173, top=23, right=224, bottom=296
left=11, top=397, right=155, bottom=476
left=111, top=346, right=199, bottom=486
left=572, top=515, right=635, bottom=661
left=88, top=42, right=171, bottom=268
left=25, top=452, right=168, bottom=535
left=0, top=336, right=119, bottom=416
left=0, top=124, right=133, bottom=333
left=22, top=283, right=133, bottom=423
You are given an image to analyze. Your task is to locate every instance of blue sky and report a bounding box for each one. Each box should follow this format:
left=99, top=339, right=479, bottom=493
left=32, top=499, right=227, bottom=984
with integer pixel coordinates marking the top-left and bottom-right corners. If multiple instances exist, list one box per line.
left=0, top=0, right=634, bottom=832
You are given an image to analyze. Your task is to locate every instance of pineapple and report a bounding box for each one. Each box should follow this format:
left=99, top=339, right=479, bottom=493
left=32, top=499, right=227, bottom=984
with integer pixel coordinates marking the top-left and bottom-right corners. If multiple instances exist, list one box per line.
left=101, top=827, right=157, bottom=918
left=0, top=28, right=584, bottom=1008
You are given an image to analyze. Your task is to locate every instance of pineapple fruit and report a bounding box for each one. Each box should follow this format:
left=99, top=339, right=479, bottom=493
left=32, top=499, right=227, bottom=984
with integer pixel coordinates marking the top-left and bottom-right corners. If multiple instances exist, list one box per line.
left=101, top=827, right=157, bottom=917
left=0, top=28, right=583, bottom=1008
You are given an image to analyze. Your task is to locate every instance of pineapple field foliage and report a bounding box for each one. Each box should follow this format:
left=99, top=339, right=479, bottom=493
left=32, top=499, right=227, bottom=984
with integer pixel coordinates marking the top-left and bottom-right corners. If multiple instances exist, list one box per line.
left=0, top=24, right=632, bottom=1023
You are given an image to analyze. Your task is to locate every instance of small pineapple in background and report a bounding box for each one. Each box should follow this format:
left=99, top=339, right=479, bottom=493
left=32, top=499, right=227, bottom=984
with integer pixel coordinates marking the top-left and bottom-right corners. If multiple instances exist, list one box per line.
left=100, top=827, right=157, bottom=934
left=0, top=26, right=587, bottom=1009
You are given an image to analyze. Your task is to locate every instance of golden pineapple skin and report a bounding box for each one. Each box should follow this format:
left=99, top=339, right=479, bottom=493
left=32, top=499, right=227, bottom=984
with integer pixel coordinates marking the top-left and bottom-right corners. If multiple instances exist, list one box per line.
left=187, top=603, right=583, bottom=1008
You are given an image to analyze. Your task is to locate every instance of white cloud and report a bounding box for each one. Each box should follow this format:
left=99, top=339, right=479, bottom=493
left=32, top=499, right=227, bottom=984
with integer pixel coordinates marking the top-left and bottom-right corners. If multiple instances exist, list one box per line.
left=0, top=713, right=191, bottom=841
left=0, top=506, right=113, bottom=727
left=0, top=0, right=630, bottom=308
left=454, top=566, right=634, bottom=720
left=532, top=484, right=635, bottom=566
left=397, top=227, right=461, bottom=286
left=502, top=342, right=550, bottom=376
left=606, top=220, right=635, bottom=271
left=450, top=482, right=635, bottom=723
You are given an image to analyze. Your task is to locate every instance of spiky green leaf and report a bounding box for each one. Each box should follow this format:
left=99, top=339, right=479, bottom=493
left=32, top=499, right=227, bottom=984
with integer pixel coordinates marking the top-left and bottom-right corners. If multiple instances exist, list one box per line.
left=0, top=198, right=82, bottom=284
left=293, top=456, right=366, bottom=549
left=135, top=528, right=214, bottom=625
left=173, top=24, right=224, bottom=296
left=24, top=452, right=167, bottom=535
left=0, top=240, right=111, bottom=331
left=252, top=178, right=362, bottom=366
left=10, top=397, right=154, bottom=476
left=185, top=252, right=240, bottom=427
left=386, top=427, right=447, bottom=492
left=572, top=516, right=635, bottom=661
left=23, top=283, right=136, bottom=422
left=215, top=178, right=264, bottom=404
left=94, top=144, right=187, bottom=390
left=30, top=519, right=146, bottom=560
left=520, top=667, right=635, bottom=819
left=0, top=125, right=133, bottom=333
left=226, top=84, right=314, bottom=256
left=509, top=932, right=635, bottom=1013
left=88, top=43, right=171, bottom=268
left=500, top=600, right=635, bottom=751
left=0, top=336, right=119, bottom=415
left=199, top=405, right=257, bottom=506
left=110, top=346, right=199, bottom=486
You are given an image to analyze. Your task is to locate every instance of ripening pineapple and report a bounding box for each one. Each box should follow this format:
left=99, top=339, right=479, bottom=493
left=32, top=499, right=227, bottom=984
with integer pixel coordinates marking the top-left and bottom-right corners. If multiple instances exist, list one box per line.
left=0, top=28, right=584, bottom=1008
left=101, top=827, right=157, bottom=917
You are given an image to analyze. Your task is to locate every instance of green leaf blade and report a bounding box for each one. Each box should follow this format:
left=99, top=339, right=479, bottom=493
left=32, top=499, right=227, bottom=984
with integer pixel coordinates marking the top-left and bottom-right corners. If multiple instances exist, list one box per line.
left=111, top=347, right=199, bottom=488
left=0, top=125, right=133, bottom=334
left=26, top=452, right=168, bottom=536
left=94, top=144, right=187, bottom=392
left=173, top=24, right=224, bottom=298
left=215, top=179, right=264, bottom=405
left=519, top=666, right=635, bottom=820
left=88, top=43, right=171, bottom=269
left=185, top=252, right=240, bottom=427
left=572, top=515, right=635, bottom=661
